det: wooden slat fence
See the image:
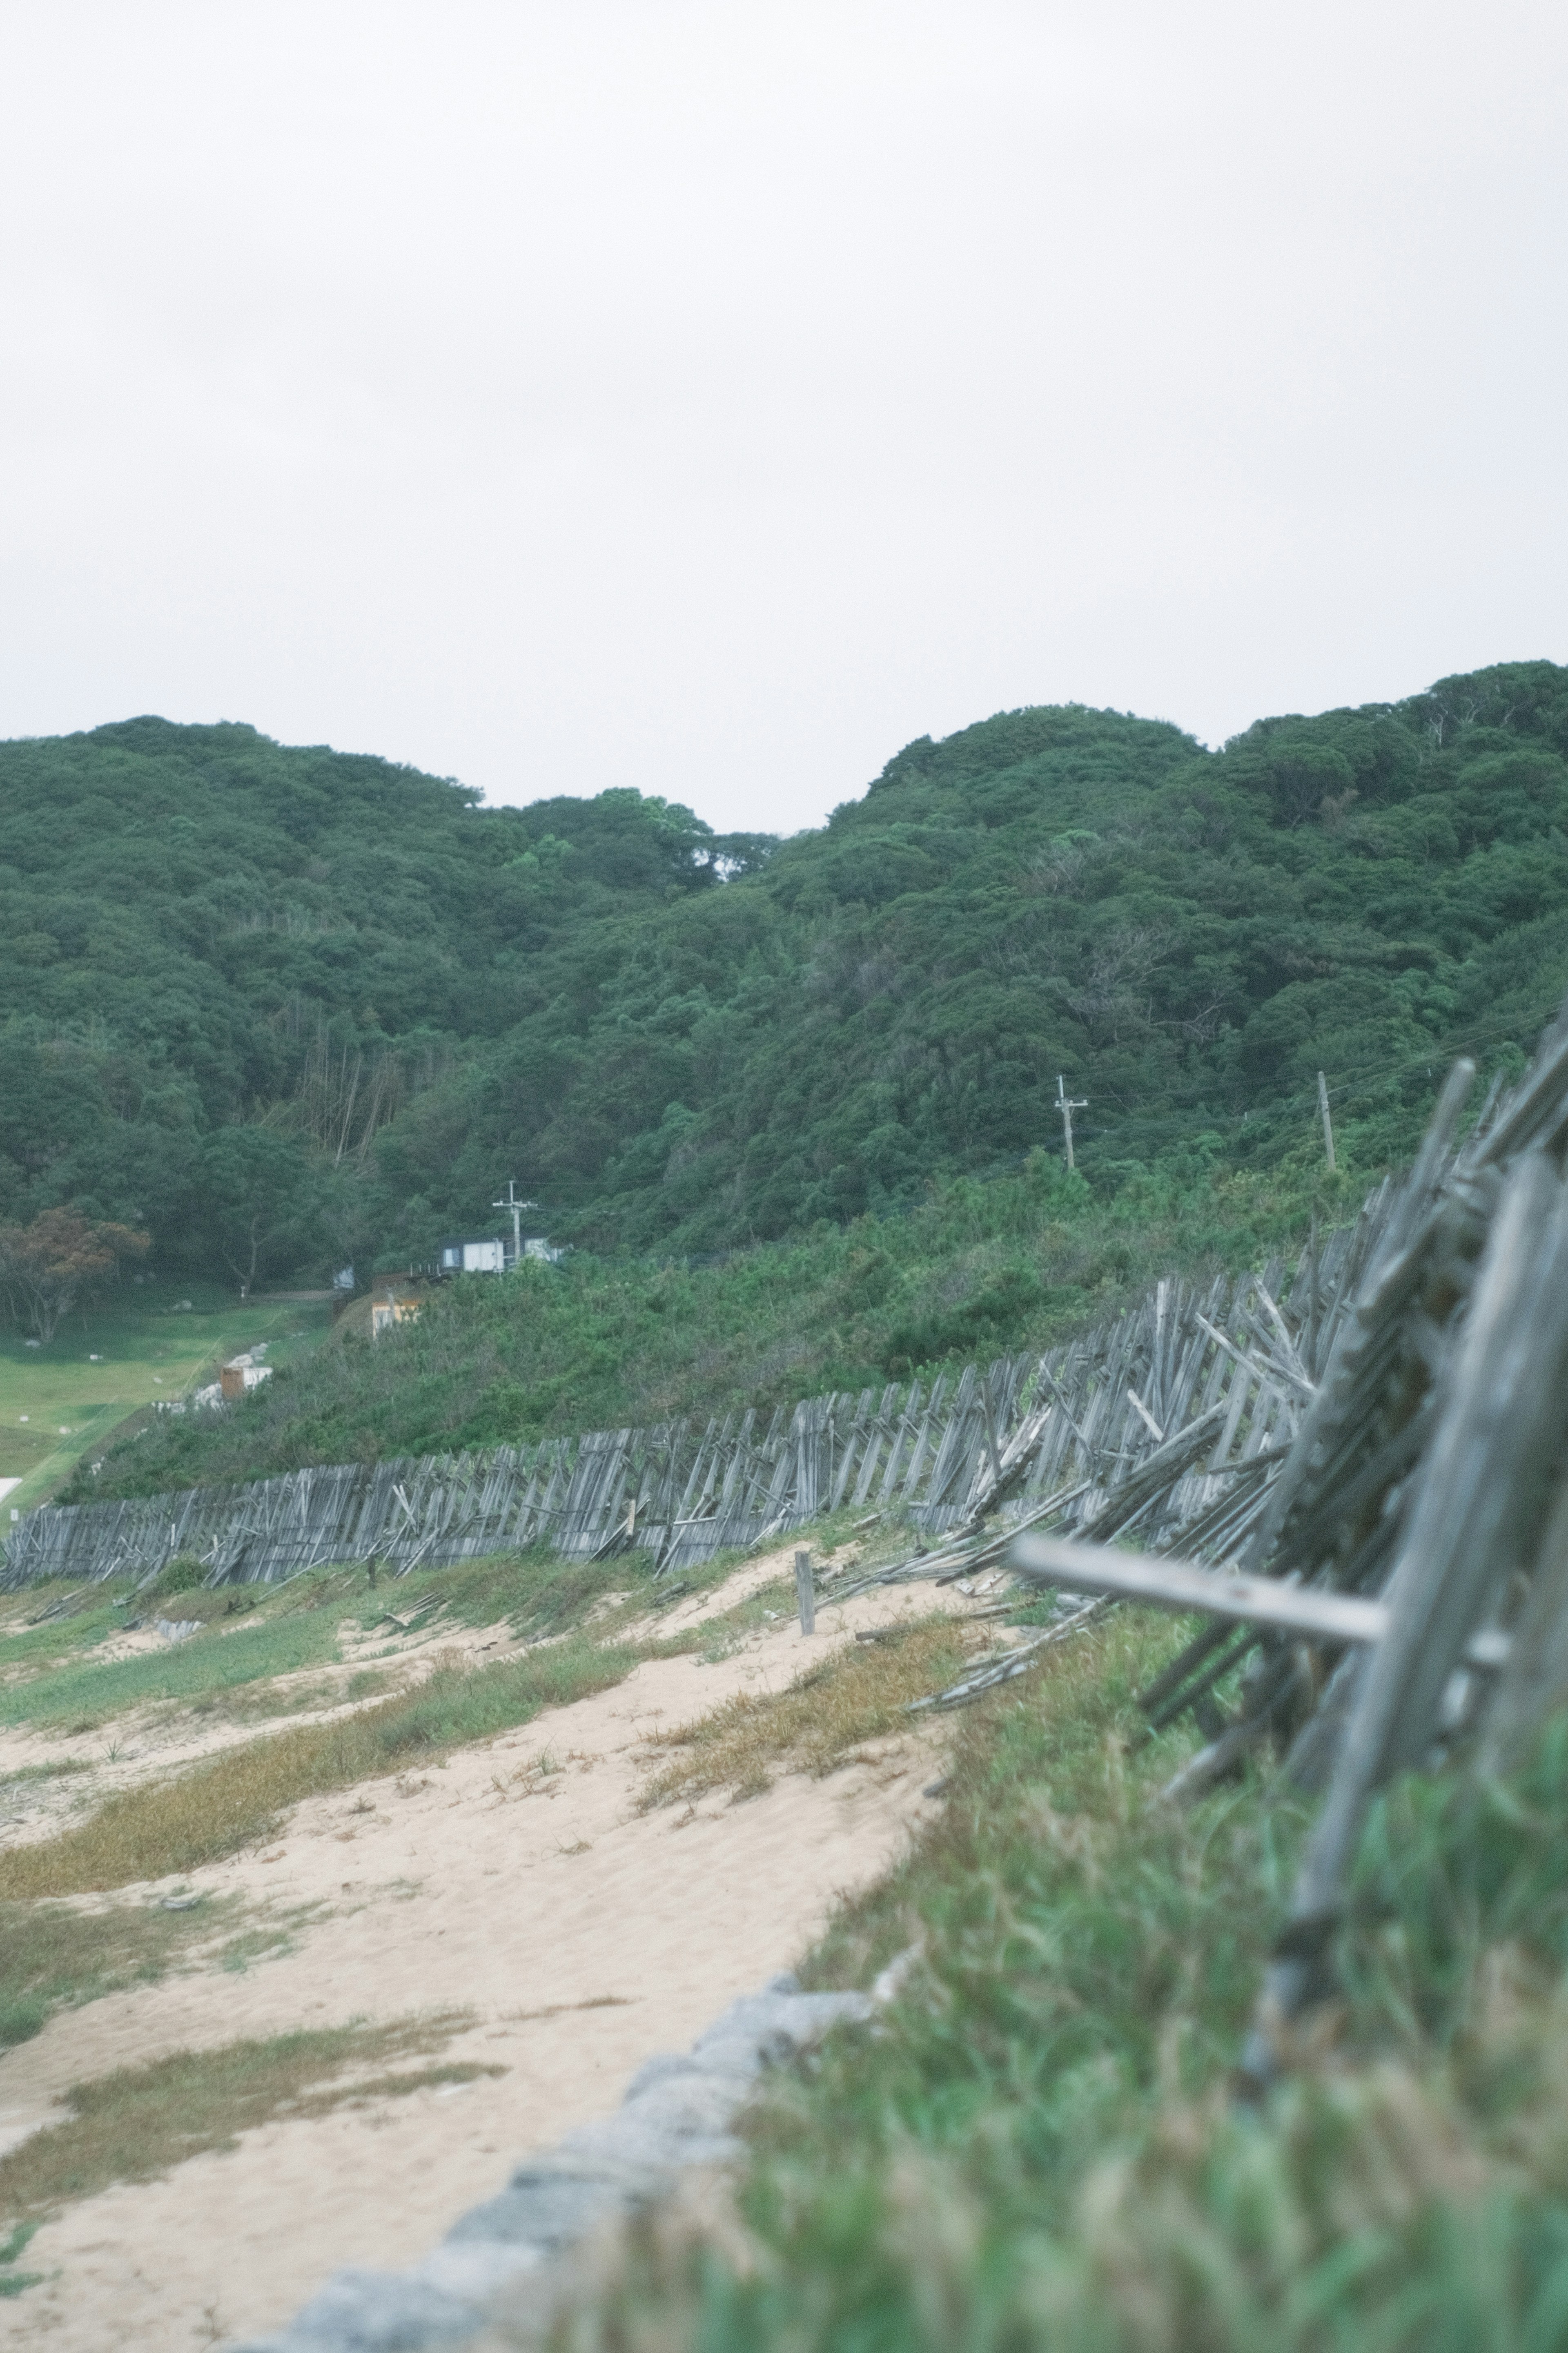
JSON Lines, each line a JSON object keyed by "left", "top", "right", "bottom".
{"left": 0, "top": 1220, "right": 1381, "bottom": 1594}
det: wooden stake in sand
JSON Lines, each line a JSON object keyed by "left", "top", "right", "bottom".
{"left": 795, "top": 1548, "right": 815, "bottom": 1635}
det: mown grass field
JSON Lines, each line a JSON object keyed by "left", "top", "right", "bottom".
{"left": 0, "top": 1281, "right": 330, "bottom": 1510}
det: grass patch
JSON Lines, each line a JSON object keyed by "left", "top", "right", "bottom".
{"left": 0, "top": 1283, "right": 330, "bottom": 1511}
{"left": 185, "top": 1668, "right": 385, "bottom": 1725}
{"left": 0, "top": 1893, "right": 236, "bottom": 2051}
{"left": 0, "top": 1757, "right": 91, "bottom": 1786}
{"left": 213, "top": 1907, "right": 325, "bottom": 1976}
{"left": 0, "top": 1637, "right": 640, "bottom": 1896}
{"left": 0, "top": 2012, "right": 494, "bottom": 2221}
{"left": 327, "top": 1546, "right": 639, "bottom": 1641}
{"left": 0, "top": 1588, "right": 138, "bottom": 1677}
{"left": 185, "top": 1663, "right": 403, "bottom": 1726}
{"left": 386, "top": 1542, "right": 757, "bottom": 1643}
{"left": 516, "top": 1622, "right": 1568, "bottom": 2353}
{"left": 133, "top": 1583, "right": 262, "bottom": 1626}
{"left": 0, "top": 1606, "right": 344, "bottom": 1732}
{"left": 641, "top": 1617, "right": 972, "bottom": 1807}
{"left": 0, "top": 2224, "right": 41, "bottom": 2299}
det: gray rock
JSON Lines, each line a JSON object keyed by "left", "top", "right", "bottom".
{"left": 241, "top": 2267, "right": 481, "bottom": 2350}
{"left": 409, "top": 2247, "right": 543, "bottom": 2305}
{"left": 620, "top": 2049, "right": 733, "bottom": 2100}
{"left": 237, "top": 1975, "right": 878, "bottom": 2352}
{"left": 623, "top": 2066, "right": 758, "bottom": 2139}
{"left": 554, "top": 2111, "right": 742, "bottom": 2174}
{"left": 690, "top": 1987, "right": 873, "bottom": 2070}
{"left": 447, "top": 2173, "right": 636, "bottom": 2254}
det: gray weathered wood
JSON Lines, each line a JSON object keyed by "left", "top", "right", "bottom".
{"left": 1010, "top": 1533, "right": 1390, "bottom": 1645}
{"left": 795, "top": 1547, "right": 815, "bottom": 1636}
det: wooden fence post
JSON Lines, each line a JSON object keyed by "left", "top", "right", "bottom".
{"left": 795, "top": 1547, "right": 815, "bottom": 1635}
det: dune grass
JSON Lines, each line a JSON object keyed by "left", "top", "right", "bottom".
{"left": 0, "top": 1894, "right": 238, "bottom": 2052}
{"left": 503, "top": 1620, "right": 1568, "bottom": 2353}
{"left": 0, "top": 1757, "right": 90, "bottom": 1786}
{"left": 0, "top": 1605, "right": 347, "bottom": 1731}
{"left": 0, "top": 1529, "right": 806, "bottom": 1894}
{"left": 0, "top": 1586, "right": 138, "bottom": 1676}
{"left": 0, "top": 1636, "right": 641, "bottom": 1897}
{"left": 640, "top": 1616, "right": 972, "bottom": 1807}
{"left": 0, "top": 2012, "right": 493, "bottom": 2221}
{"left": 0, "top": 1543, "right": 657, "bottom": 1734}
{"left": 0, "top": 2224, "right": 40, "bottom": 2300}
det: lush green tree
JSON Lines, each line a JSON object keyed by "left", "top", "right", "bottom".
{"left": 198, "top": 1129, "right": 323, "bottom": 1297}
{"left": 0, "top": 1209, "right": 149, "bottom": 1342}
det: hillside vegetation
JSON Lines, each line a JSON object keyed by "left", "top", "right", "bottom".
{"left": 7, "top": 661, "right": 1568, "bottom": 1298}
{"left": 72, "top": 1150, "right": 1339, "bottom": 1499}
{"left": 539, "top": 1630, "right": 1568, "bottom": 2353}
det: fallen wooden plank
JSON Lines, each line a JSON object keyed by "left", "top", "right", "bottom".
{"left": 1010, "top": 1532, "right": 1389, "bottom": 1644}
{"left": 906, "top": 1598, "right": 1107, "bottom": 1712}
{"left": 1010, "top": 1532, "right": 1514, "bottom": 1666}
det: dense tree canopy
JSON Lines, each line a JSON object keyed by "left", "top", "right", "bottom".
{"left": 0, "top": 1209, "right": 148, "bottom": 1342}
{"left": 4, "top": 663, "right": 1568, "bottom": 1282}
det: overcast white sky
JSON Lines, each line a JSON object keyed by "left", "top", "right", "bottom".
{"left": 1, "top": 2, "right": 1564, "bottom": 836}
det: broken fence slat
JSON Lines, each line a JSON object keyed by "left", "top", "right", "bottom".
{"left": 1009, "top": 1532, "right": 1512, "bottom": 1667}
{"left": 907, "top": 1599, "right": 1108, "bottom": 1712}
{"left": 1009, "top": 1532, "right": 1389, "bottom": 1645}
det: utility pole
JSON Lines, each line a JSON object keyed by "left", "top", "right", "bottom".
{"left": 1056, "top": 1075, "right": 1087, "bottom": 1171}
{"left": 1316, "top": 1072, "right": 1337, "bottom": 1174}
{"left": 492, "top": 1180, "right": 538, "bottom": 1269}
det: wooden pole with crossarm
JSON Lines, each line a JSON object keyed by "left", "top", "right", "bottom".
{"left": 1056, "top": 1075, "right": 1087, "bottom": 1171}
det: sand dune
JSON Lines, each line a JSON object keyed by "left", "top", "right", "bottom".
{"left": 0, "top": 1553, "right": 972, "bottom": 2350}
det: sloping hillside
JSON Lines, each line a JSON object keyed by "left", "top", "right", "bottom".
{"left": 5, "top": 661, "right": 1568, "bottom": 1282}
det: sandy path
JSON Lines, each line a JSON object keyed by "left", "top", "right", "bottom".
{"left": 1, "top": 1559, "right": 973, "bottom": 2351}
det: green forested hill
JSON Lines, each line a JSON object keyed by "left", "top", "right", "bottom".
{"left": 5, "top": 661, "right": 1568, "bottom": 1284}
{"left": 0, "top": 719, "right": 767, "bottom": 1276}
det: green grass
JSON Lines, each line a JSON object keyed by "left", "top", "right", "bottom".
{"left": 0, "top": 1757, "right": 91, "bottom": 1787}
{"left": 0, "top": 2013, "right": 494, "bottom": 2222}
{"left": 641, "top": 1617, "right": 972, "bottom": 1807}
{"left": 0, "top": 1893, "right": 238, "bottom": 2051}
{"left": 0, "top": 2224, "right": 40, "bottom": 2299}
{"left": 0, "top": 1606, "right": 345, "bottom": 1731}
{"left": 504, "top": 1628, "right": 1568, "bottom": 2353}
{"left": 0, "top": 1635, "right": 643, "bottom": 1895}
{"left": 0, "top": 1545, "right": 612, "bottom": 1734}
{"left": 243, "top": 1532, "right": 782, "bottom": 1656}
{"left": 0, "top": 1586, "right": 145, "bottom": 1676}
{"left": 0, "top": 1280, "right": 330, "bottom": 1510}
{"left": 359, "top": 1544, "right": 648, "bottom": 1640}
{"left": 72, "top": 1154, "right": 1362, "bottom": 1502}
{"left": 0, "top": 1512, "right": 805, "bottom": 1898}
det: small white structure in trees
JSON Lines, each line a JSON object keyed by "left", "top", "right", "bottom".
{"left": 436, "top": 1235, "right": 508, "bottom": 1275}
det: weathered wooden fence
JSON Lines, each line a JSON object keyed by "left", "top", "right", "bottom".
{"left": 0, "top": 1212, "right": 1383, "bottom": 1593}
{"left": 980, "top": 1003, "right": 1568, "bottom": 2081}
